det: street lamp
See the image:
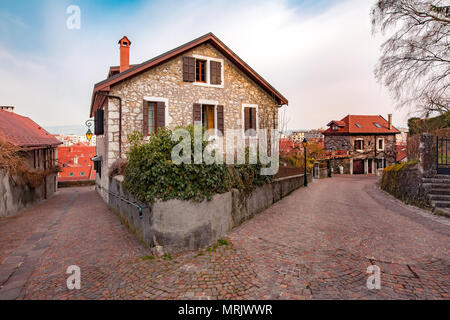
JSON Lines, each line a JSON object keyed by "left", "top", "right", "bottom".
{"left": 85, "top": 119, "right": 95, "bottom": 141}
{"left": 302, "top": 138, "right": 308, "bottom": 187}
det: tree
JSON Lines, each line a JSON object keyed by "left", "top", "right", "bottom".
{"left": 372, "top": 0, "right": 450, "bottom": 117}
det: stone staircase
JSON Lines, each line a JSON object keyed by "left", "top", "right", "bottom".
{"left": 423, "top": 174, "right": 450, "bottom": 218}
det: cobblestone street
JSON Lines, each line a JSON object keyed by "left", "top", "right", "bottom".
{"left": 0, "top": 176, "right": 449, "bottom": 300}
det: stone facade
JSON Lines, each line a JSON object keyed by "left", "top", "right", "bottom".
{"left": 96, "top": 43, "right": 280, "bottom": 197}
{"left": 325, "top": 134, "right": 397, "bottom": 175}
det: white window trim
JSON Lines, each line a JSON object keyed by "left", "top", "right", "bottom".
{"left": 197, "top": 100, "right": 219, "bottom": 139}
{"left": 355, "top": 138, "right": 364, "bottom": 152}
{"left": 241, "top": 104, "right": 259, "bottom": 138}
{"left": 192, "top": 54, "right": 224, "bottom": 88}
{"left": 377, "top": 138, "right": 385, "bottom": 151}
{"left": 143, "top": 96, "right": 170, "bottom": 127}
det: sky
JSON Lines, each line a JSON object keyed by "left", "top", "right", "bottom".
{"left": 0, "top": 0, "right": 413, "bottom": 131}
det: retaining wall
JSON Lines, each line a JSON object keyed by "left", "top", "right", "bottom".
{"left": 108, "top": 173, "right": 312, "bottom": 253}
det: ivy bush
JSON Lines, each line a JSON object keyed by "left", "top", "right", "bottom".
{"left": 123, "top": 126, "right": 273, "bottom": 203}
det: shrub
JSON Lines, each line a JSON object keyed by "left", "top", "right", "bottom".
{"left": 123, "top": 127, "right": 274, "bottom": 203}
{"left": 380, "top": 160, "right": 419, "bottom": 197}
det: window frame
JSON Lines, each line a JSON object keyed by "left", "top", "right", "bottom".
{"left": 195, "top": 59, "right": 207, "bottom": 83}
{"left": 192, "top": 55, "right": 224, "bottom": 88}
{"left": 242, "top": 104, "right": 259, "bottom": 138}
{"left": 377, "top": 138, "right": 385, "bottom": 151}
{"left": 354, "top": 138, "right": 364, "bottom": 152}
{"left": 143, "top": 97, "right": 169, "bottom": 139}
{"left": 197, "top": 99, "right": 219, "bottom": 138}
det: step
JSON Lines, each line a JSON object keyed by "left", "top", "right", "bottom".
{"left": 434, "top": 174, "right": 450, "bottom": 180}
{"left": 429, "top": 188, "right": 450, "bottom": 196}
{"left": 423, "top": 183, "right": 450, "bottom": 190}
{"left": 431, "top": 200, "right": 450, "bottom": 208}
{"left": 433, "top": 207, "right": 450, "bottom": 218}
{"left": 422, "top": 178, "right": 450, "bottom": 184}
{"left": 428, "top": 194, "right": 450, "bottom": 201}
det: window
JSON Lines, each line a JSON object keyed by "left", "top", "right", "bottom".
{"left": 148, "top": 102, "right": 157, "bottom": 135}
{"left": 80, "top": 172, "right": 85, "bottom": 176}
{"left": 355, "top": 123, "right": 361, "bottom": 128}
{"left": 202, "top": 105, "right": 215, "bottom": 130}
{"left": 377, "top": 138, "right": 384, "bottom": 151}
{"left": 243, "top": 105, "right": 258, "bottom": 137}
{"left": 355, "top": 139, "right": 364, "bottom": 151}
{"left": 374, "top": 123, "right": 382, "bottom": 128}
{"left": 196, "top": 59, "right": 207, "bottom": 83}
{"left": 69, "top": 172, "right": 74, "bottom": 176}
{"left": 332, "top": 125, "right": 338, "bottom": 131}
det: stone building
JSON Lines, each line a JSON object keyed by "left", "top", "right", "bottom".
{"left": 323, "top": 115, "right": 399, "bottom": 175}
{"left": 89, "top": 33, "right": 288, "bottom": 199}
{"left": 0, "top": 108, "right": 61, "bottom": 217}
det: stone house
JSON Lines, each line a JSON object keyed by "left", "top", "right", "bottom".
{"left": 0, "top": 107, "right": 61, "bottom": 217}
{"left": 323, "top": 115, "right": 399, "bottom": 175}
{"left": 89, "top": 33, "right": 288, "bottom": 199}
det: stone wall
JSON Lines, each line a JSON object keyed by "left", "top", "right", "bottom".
{"left": 325, "top": 136, "right": 350, "bottom": 151}
{"left": 107, "top": 173, "right": 312, "bottom": 253}
{"left": 0, "top": 170, "right": 57, "bottom": 218}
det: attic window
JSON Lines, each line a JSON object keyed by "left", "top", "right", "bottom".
{"left": 374, "top": 123, "right": 382, "bottom": 128}
{"left": 355, "top": 123, "right": 361, "bottom": 128}
{"left": 123, "top": 42, "right": 128, "bottom": 46}
{"left": 332, "top": 125, "right": 338, "bottom": 131}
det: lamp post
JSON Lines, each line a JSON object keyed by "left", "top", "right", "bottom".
{"left": 85, "top": 119, "right": 94, "bottom": 142}
{"left": 302, "top": 138, "right": 308, "bottom": 187}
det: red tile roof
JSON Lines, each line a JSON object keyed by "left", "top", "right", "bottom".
{"left": 0, "top": 110, "right": 61, "bottom": 148}
{"left": 396, "top": 144, "right": 407, "bottom": 162}
{"left": 323, "top": 115, "right": 400, "bottom": 135}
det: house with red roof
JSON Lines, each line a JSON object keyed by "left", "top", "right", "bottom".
{"left": 58, "top": 143, "right": 96, "bottom": 181}
{"left": 89, "top": 33, "right": 288, "bottom": 199}
{"left": 323, "top": 114, "right": 400, "bottom": 175}
{"left": 0, "top": 107, "right": 62, "bottom": 217}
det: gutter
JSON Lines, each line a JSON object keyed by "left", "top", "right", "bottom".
{"left": 97, "top": 91, "right": 123, "bottom": 158}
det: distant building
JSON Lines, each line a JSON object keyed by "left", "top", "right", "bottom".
{"left": 54, "top": 134, "right": 96, "bottom": 147}
{"left": 58, "top": 143, "right": 96, "bottom": 181}
{"left": 304, "top": 130, "right": 324, "bottom": 141}
{"left": 291, "top": 131, "right": 306, "bottom": 143}
{"left": 395, "top": 128, "right": 409, "bottom": 144}
{"left": 323, "top": 114, "right": 400, "bottom": 175}
{"left": 0, "top": 108, "right": 61, "bottom": 217}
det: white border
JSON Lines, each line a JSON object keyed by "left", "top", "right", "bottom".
{"left": 241, "top": 104, "right": 259, "bottom": 138}
{"left": 143, "top": 96, "right": 170, "bottom": 128}
{"left": 192, "top": 54, "right": 225, "bottom": 88}
{"left": 355, "top": 138, "right": 364, "bottom": 152}
{"left": 377, "top": 138, "right": 385, "bottom": 151}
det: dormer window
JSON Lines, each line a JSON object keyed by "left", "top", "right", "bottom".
{"left": 374, "top": 123, "right": 381, "bottom": 128}
{"left": 332, "top": 125, "right": 338, "bottom": 131}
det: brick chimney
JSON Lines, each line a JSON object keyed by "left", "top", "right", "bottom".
{"left": 118, "top": 36, "right": 131, "bottom": 73}
{"left": 0, "top": 106, "right": 14, "bottom": 112}
{"left": 388, "top": 114, "right": 393, "bottom": 130}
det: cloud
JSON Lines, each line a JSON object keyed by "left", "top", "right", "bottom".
{"left": 0, "top": 0, "right": 410, "bottom": 129}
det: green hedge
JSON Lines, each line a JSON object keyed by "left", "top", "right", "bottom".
{"left": 123, "top": 127, "right": 273, "bottom": 203}
{"left": 408, "top": 112, "right": 450, "bottom": 135}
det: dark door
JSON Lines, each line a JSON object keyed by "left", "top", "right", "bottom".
{"left": 436, "top": 137, "right": 450, "bottom": 174}
{"left": 368, "top": 159, "right": 373, "bottom": 174}
{"left": 353, "top": 160, "right": 364, "bottom": 175}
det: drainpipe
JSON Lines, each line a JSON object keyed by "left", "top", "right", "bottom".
{"left": 97, "top": 91, "right": 123, "bottom": 158}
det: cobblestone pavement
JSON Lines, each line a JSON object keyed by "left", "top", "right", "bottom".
{"left": 0, "top": 176, "right": 449, "bottom": 300}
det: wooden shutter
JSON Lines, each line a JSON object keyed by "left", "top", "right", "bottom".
{"left": 156, "top": 102, "right": 165, "bottom": 129}
{"left": 143, "top": 101, "right": 149, "bottom": 136}
{"left": 251, "top": 108, "right": 257, "bottom": 130}
{"left": 244, "top": 107, "right": 250, "bottom": 132}
{"left": 183, "top": 57, "right": 195, "bottom": 82}
{"left": 217, "top": 105, "right": 224, "bottom": 134}
{"left": 94, "top": 109, "right": 104, "bottom": 135}
{"left": 210, "top": 61, "right": 222, "bottom": 85}
{"left": 193, "top": 103, "right": 202, "bottom": 124}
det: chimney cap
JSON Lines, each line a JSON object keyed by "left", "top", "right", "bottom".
{"left": 118, "top": 36, "right": 131, "bottom": 46}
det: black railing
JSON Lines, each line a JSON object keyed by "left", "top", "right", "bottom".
{"left": 436, "top": 137, "right": 450, "bottom": 174}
